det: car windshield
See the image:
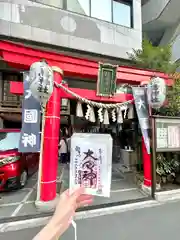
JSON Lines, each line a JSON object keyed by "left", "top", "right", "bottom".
{"left": 0, "top": 132, "right": 20, "bottom": 151}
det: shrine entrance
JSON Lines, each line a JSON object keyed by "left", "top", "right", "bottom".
{"left": 0, "top": 40, "right": 172, "bottom": 222}
{"left": 0, "top": 78, "right": 149, "bottom": 222}
{"left": 58, "top": 98, "right": 150, "bottom": 208}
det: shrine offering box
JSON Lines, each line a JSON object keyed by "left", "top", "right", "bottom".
{"left": 70, "top": 133, "right": 112, "bottom": 197}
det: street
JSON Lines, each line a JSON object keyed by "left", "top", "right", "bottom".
{"left": 1, "top": 200, "right": 180, "bottom": 240}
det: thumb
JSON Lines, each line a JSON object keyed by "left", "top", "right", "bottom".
{"left": 58, "top": 189, "right": 70, "bottom": 201}
{"left": 70, "top": 186, "right": 85, "bottom": 201}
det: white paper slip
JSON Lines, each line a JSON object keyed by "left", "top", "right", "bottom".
{"left": 69, "top": 133, "right": 112, "bottom": 197}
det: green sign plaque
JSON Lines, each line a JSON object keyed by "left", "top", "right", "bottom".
{"left": 96, "top": 62, "right": 118, "bottom": 97}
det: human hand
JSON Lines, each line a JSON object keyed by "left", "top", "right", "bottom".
{"left": 33, "top": 187, "right": 93, "bottom": 240}
{"left": 49, "top": 186, "right": 93, "bottom": 237}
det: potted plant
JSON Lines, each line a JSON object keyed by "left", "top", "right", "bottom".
{"left": 156, "top": 154, "right": 180, "bottom": 185}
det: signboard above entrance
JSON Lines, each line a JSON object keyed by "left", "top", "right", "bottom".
{"left": 96, "top": 63, "right": 118, "bottom": 97}
{"left": 155, "top": 117, "right": 180, "bottom": 152}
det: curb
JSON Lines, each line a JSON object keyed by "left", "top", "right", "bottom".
{"left": 155, "top": 189, "right": 180, "bottom": 202}
{"left": 0, "top": 199, "right": 161, "bottom": 232}
{"left": 0, "top": 196, "right": 151, "bottom": 225}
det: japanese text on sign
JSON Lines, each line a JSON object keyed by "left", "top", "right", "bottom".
{"left": 155, "top": 117, "right": 180, "bottom": 152}
{"left": 24, "top": 109, "right": 38, "bottom": 123}
{"left": 22, "top": 133, "right": 36, "bottom": 148}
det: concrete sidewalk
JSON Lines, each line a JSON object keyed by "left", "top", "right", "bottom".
{"left": 0, "top": 164, "right": 148, "bottom": 222}
{"left": 1, "top": 200, "right": 180, "bottom": 240}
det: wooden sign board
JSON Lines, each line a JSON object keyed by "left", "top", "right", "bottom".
{"left": 96, "top": 63, "right": 118, "bottom": 97}
{"left": 155, "top": 117, "right": 180, "bottom": 152}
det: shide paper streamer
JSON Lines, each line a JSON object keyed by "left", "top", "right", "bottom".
{"left": 69, "top": 133, "right": 113, "bottom": 240}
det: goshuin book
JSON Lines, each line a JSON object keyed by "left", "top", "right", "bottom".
{"left": 69, "top": 133, "right": 112, "bottom": 197}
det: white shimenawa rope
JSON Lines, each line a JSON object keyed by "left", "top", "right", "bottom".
{"left": 54, "top": 82, "right": 133, "bottom": 108}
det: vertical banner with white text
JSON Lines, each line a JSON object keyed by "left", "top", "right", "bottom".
{"left": 132, "top": 87, "right": 150, "bottom": 154}
{"left": 18, "top": 72, "right": 41, "bottom": 152}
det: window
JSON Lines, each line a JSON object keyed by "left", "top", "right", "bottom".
{"left": 0, "top": 132, "right": 20, "bottom": 151}
{"left": 66, "top": 0, "right": 133, "bottom": 28}
{"left": 67, "top": 0, "right": 90, "bottom": 16}
{"left": 91, "top": 0, "right": 112, "bottom": 22}
{"left": 31, "top": 0, "right": 133, "bottom": 28}
{"left": 113, "top": 0, "right": 132, "bottom": 27}
{"left": 30, "top": 0, "right": 64, "bottom": 9}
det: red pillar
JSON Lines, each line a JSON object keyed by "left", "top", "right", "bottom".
{"left": 40, "top": 67, "right": 63, "bottom": 202}
{"left": 140, "top": 81, "right": 152, "bottom": 188}
{"left": 142, "top": 137, "right": 151, "bottom": 187}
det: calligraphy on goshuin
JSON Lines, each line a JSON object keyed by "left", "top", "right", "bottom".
{"left": 74, "top": 146, "right": 102, "bottom": 193}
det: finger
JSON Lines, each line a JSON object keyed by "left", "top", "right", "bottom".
{"left": 60, "top": 187, "right": 80, "bottom": 198}
{"left": 70, "top": 186, "right": 85, "bottom": 200}
{"left": 77, "top": 199, "right": 93, "bottom": 208}
{"left": 68, "top": 217, "right": 73, "bottom": 224}
{"left": 59, "top": 189, "right": 70, "bottom": 200}
{"left": 77, "top": 195, "right": 93, "bottom": 203}
{"left": 76, "top": 195, "right": 93, "bottom": 209}
{"left": 68, "top": 186, "right": 85, "bottom": 210}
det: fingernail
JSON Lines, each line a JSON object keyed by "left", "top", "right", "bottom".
{"left": 68, "top": 217, "right": 73, "bottom": 224}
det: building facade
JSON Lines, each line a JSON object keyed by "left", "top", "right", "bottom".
{"left": 142, "top": 0, "right": 180, "bottom": 63}
{"left": 0, "top": 0, "right": 142, "bottom": 137}
{"left": 0, "top": 0, "right": 141, "bottom": 60}
{"left": 0, "top": 0, "right": 172, "bottom": 208}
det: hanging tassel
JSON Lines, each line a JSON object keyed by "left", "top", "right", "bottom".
{"left": 117, "top": 108, "right": 123, "bottom": 124}
{"left": 124, "top": 106, "right": 127, "bottom": 119}
{"left": 103, "top": 109, "right": 109, "bottom": 125}
{"left": 121, "top": 105, "right": 128, "bottom": 119}
{"left": 111, "top": 108, "right": 116, "bottom": 122}
{"left": 98, "top": 108, "right": 104, "bottom": 123}
{"left": 128, "top": 104, "right": 134, "bottom": 119}
{"left": 85, "top": 105, "right": 91, "bottom": 120}
{"left": 76, "top": 101, "right": 84, "bottom": 118}
{"left": 89, "top": 106, "right": 96, "bottom": 123}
